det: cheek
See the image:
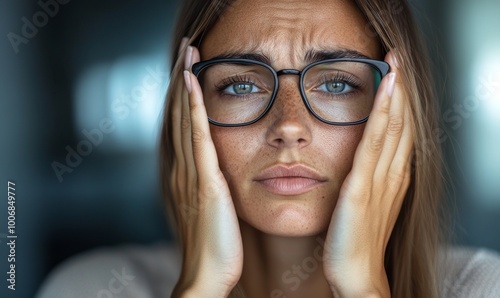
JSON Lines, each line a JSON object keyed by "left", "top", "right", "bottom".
{"left": 319, "top": 124, "right": 365, "bottom": 176}
{"left": 209, "top": 126, "right": 259, "bottom": 179}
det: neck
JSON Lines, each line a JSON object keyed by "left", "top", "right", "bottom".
{"left": 238, "top": 220, "right": 333, "bottom": 298}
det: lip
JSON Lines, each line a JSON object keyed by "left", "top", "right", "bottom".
{"left": 254, "top": 164, "right": 328, "bottom": 196}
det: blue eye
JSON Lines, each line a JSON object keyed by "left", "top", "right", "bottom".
{"left": 318, "top": 81, "right": 353, "bottom": 94}
{"left": 224, "top": 83, "right": 261, "bottom": 95}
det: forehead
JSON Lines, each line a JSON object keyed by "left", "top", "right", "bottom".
{"left": 200, "top": 0, "right": 382, "bottom": 66}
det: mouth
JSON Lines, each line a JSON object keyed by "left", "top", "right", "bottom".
{"left": 253, "top": 164, "right": 328, "bottom": 196}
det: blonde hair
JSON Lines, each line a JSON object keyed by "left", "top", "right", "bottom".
{"left": 160, "top": 0, "right": 447, "bottom": 296}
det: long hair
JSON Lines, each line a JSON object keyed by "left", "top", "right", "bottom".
{"left": 160, "top": 0, "right": 446, "bottom": 296}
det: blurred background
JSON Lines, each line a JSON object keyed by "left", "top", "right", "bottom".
{"left": 0, "top": 0, "right": 499, "bottom": 297}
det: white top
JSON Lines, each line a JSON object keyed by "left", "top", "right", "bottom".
{"left": 36, "top": 243, "right": 500, "bottom": 297}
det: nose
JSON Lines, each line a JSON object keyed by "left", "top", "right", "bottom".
{"left": 265, "top": 76, "right": 312, "bottom": 149}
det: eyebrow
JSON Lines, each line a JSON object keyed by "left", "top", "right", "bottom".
{"left": 208, "top": 52, "right": 273, "bottom": 65}
{"left": 207, "top": 48, "right": 372, "bottom": 66}
{"left": 304, "top": 49, "right": 371, "bottom": 62}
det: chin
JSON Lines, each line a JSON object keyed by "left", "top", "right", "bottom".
{"left": 237, "top": 199, "right": 334, "bottom": 237}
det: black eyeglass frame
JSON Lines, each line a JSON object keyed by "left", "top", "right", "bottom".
{"left": 192, "top": 58, "right": 390, "bottom": 127}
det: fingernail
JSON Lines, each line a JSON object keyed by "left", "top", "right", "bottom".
{"left": 184, "top": 70, "right": 192, "bottom": 94}
{"left": 178, "top": 37, "right": 189, "bottom": 55}
{"left": 386, "top": 72, "right": 396, "bottom": 97}
{"left": 184, "top": 46, "right": 193, "bottom": 71}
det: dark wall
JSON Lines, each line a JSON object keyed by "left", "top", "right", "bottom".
{"left": 1, "top": 1, "right": 179, "bottom": 297}
{"left": 413, "top": 0, "right": 500, "bottom": 248}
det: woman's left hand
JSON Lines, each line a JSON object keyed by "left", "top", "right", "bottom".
{"left": 322, "top": 51, "right": 413, "bottom": 298}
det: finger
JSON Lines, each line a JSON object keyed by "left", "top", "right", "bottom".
{"left": 172, "top": 39, "right": 188, "bottom": 165}
{"left": 380, "top": 52, "right": 415, "bottom": 198}
{"left": 386, "top": 154, "right": 412, "bottom": 231}
{"left": 184, "top": 54, "right": 226, "bottom": 189}
{"left": 373, "top": 51, "right": 407, "bottom": 180}
{"left": 394, "top": 104, "right": 415, "bottom": 172}
{"left": 349, "top": 64, "right": 396, "bottom": 184}
{"left": 386, "top": 97, "right": 414, "bottom": 195}
{"left": 181, "top": 45, "right": 197, "bottom": 206}
{"left": 172, "top": 39, "right": 189, "bottom": 205}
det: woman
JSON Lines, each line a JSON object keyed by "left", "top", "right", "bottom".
{"left": 36, "top": 0, "right": 500, "bottom": 297}
{"left": 167, "top": 0, "right": 429, "bottom": 296}
{"left": 162, "top": 0, "right": 499, "bottom": 297}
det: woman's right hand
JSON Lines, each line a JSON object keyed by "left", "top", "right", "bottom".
{"left": 170, "top": 39, "right": 243, "bottom": 298}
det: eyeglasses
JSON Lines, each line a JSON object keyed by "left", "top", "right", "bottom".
{"left": 192, "top": 58, "right": 390, "bottom": 127}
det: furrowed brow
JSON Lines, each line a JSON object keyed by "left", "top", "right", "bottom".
{"left": 304, "top": 49, "right": 372, "bottom": 63}
{"left": 207, "top": 49, "right": 371, "bottom": 66}
{"left": 208, "top": 52, "right": 272, "bottom": 65}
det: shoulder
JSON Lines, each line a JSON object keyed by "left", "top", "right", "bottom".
{"left": 440, "top": 246, "right": 500, "bottom": 297}
{"left": 36, "top": 242, "right": 181, "bottom": 298}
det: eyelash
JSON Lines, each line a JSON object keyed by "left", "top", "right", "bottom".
{"left": 319, "top": 72, "right": 363, "bottom": 90}
{"left": 215, "top": 75, "right": 255, "bottom": 92}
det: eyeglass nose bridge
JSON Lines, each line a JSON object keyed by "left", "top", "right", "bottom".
{"left": 269, "top": 67, "right": 323, "bottom": 129}
{"left": 271, "top": 68, "right": 311, "bottom": 119}
{"left": 276, "top": 69, "right": 301, "bottom": 76}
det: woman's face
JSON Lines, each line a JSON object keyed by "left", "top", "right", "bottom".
{"left": 200, "top": 0, "right": 382, "bottom": 236}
